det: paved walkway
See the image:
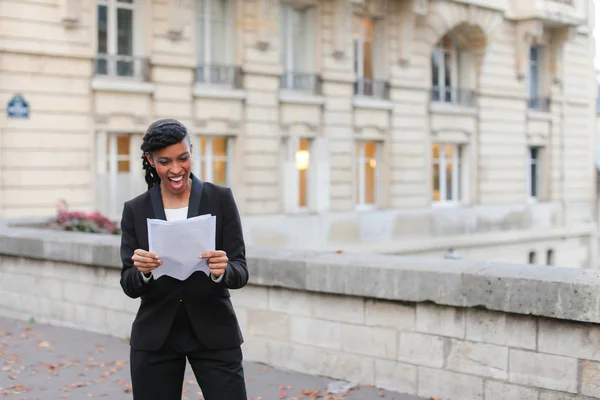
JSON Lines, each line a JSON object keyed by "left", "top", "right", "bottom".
{"left": 0, "top": 317, "right": 424, "bottom": 400}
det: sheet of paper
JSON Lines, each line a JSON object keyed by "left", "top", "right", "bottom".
{"left": 147, "top": 214, "right": 216, "bottom": 281}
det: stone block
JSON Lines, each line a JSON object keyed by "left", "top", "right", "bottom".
{"left": 341, "top": 324, "right": 397, "bottom": 359}
{"left": 268, "top": 287, "right": 313, "bottom": 317}
{"left": 417, "top": 367, "right": 483, "bottom": 400}
{"left": 538, "top": 318, "right": 600, "bottom": 362}
{"left": 447, "top": 340, "right": 508, "bottom": 379}
{"left": 230, "top": 285, "right": 269, "bottom": 310}
{"left": 397, "top": 332, "right": 445, "bottom": 368}
{"left": 241, "top": 335, "right": 270, "bottom": 363}
{"left": 280, "top": 343, "right": 375, "bottom": 384}
{"left": 365, "top": 299, "right": 415, "bottom": 332}
{"left": 416, "top": 303, "right": 465, "bottom": 339}
{"left": 484, "top": 381, "right": 538, "bottom": 400}
{"left": 466, "top": 309, "right": 537, "bottom": 350}
{"left": 374, "top": 360, "right": 417, "bottom": 395}
{"left": 105, "top": 310, "right": 133, "bottom": 338}
{"left": 509, "top": 349, "right": 578, "bottom": 393}
{"left": 581, "top": 360, "right": 600, "bottom": 397}
{"left": 312, "top": 294, "right": 364, "bottom": 324}
{"left": 246, "top": 310, "right": 291, "bottom": 341}
{"left": 291, "top": 316, "right": 341, "bottom": 350}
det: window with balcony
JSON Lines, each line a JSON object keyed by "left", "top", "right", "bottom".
{"left": 353, "top": 16, "right": 388, "bottom": 100}
{"left": 431, "top": 34, "right": 474, "bottom": 107}
{"left": 528, "top": 46, "right": 550, "bottom": 111}
{"left": 527, "top": 146, "right": 542, "bottom": 200}
{"left": 195, "top": 0, "right": 240, "bottom": 88}
{"left": 356, "top": 141, "right": 379, "bottom": 207}
{"left": 95, "top": 0, "right": 147, "bottom": 80}
{"left": 279, "top": 3, "right": 319, "bottom": 94}
{"left": 432, "top": 143, "right": 463, "bottom": 204}
{"left": 96, "top": 132, "right": 146, "bottom": 218}
{"left": 192, "top": 136, "right": 231, "bottom": 186}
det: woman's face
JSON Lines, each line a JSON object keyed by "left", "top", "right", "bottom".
{"left": 146, "top": 140, "right": 193, "bottom": 195}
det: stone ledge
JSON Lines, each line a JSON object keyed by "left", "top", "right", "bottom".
{"left": 1, "top": 225, "right": 600, "bottom": 324}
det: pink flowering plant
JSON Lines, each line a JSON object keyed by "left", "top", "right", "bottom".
{"left": 50, "top": 200, "right": 120, "bottom": 235}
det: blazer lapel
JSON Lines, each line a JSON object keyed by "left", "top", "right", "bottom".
{"left": 149, "top": 184, "right": 167, "bottom": 220}
{"left": 187, "top": 174, "right": 204, "bottom": 219}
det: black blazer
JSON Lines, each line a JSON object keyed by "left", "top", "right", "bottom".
{"left": 119, "top": 174, "right": 248, "bottom": 351}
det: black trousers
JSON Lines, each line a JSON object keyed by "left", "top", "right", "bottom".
{"left": 130, "top": 303, "right": 247, "bottom": 400}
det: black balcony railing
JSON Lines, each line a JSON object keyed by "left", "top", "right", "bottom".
{"left": 431, "top": 86, "right": 476, "bottom": 107}
{"left": 195, "top": 64, "right": 243, "bottom": 88}
{"left": 354, "top": 78, "right": 390, "bottom": 100}
{"left": 280, "top": 72, "right": 322, "bottom": 94}
{"left": 94, "top": 54, "right": 150, "bottom": 80}
{"left": 528, "top": 97, "right": 551, "bottom": 112}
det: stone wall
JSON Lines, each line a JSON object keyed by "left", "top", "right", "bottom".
{"left": 2, "top": 226, "right": 600, "bottom": 399}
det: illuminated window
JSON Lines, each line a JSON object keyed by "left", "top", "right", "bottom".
{"left": 193, "top": 136, "right": 231, "bottom": 186}
{"left": 353, "top": 16, "right": 387, "bottom": 98}
{"left": 296, "top": 139, "right": 311, "bottom": 208}
{"left": 97, "top": 132, "right": 144, "bottom": 218}
{"left": 356, "top": 141, "right": 379, "bottom": 206}
{"left": 432, "top": 143, "right": 462, "bottom": 203}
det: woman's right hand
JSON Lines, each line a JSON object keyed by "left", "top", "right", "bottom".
{"left": 132, "top": 249, "right": 162, "bottom": 276}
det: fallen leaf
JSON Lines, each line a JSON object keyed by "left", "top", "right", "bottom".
{"left": 123, "top": 385, "right": 132, "bottom": 393}
{"left": 67, "top": 382, "right": 88, "bottom": 389}
{"left": 37, "top": 341, "right": 54, "bottom": 351}
{"left": 187, "top": 379, "right": 198, "bottom": 385}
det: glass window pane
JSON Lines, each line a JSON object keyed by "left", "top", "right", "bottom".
{"left": 445, "top": 145, "right": 454, "bottom": 201}
{"left": 200, "top": 137, "right": 207, "bottom": 156}
{"left": 213, "top": 161, "right": 227, "bottom": 185}
{"left": 117, "top": 8, "right": 133, "bottom": 56}
{"left": 196, "top": 0, "right": 206, "bottom": 63}
{"left": 212, "top": 137, "right": 227, "bottom": 157}
{"left": 97, "top": 5, "right": 108, "bottom": 54}
{"left": 291, "top": 8, "right": 304, "bottom": 72}
{"left": 365, "top": 156, "right": 376, "bottom": 204}
{"left": 298, "top": 139, "right": 310, "bottom": 207}
{"left": 432, "top": 143, "right": 440, "bottom": 160}
{"left": 117, "top": 135, "right": 130, "bottom": 172}
{"left": 433, "top": 162, "right": 440, "bottom": 201}
{"left": 363, "top": 18, "right": 373, "bottom": 80}
{"left": 211, "top": 0, "right": 228, "bottom": 63}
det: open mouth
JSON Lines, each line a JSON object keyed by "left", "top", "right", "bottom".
{"left": 167, "top": 175, "right": 186, "bottom": 190}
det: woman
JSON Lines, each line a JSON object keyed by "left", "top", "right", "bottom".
{"left": 119, "top": 118, "right": 249, "bottom": 400}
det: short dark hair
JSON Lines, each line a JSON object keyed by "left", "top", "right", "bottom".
{"left": 141, "top": 119, "right": 191, "bottom": 189}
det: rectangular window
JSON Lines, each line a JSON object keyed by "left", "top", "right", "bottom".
{"left": 528, "top": 46, "right": 549, "bottom": 110}
{"left": 356, "top": 141, "right": 379, "bottom": 206}
{"left": 353, "top": 15, "right": 386, "bottom": 97}
{"left": 527, "top": 146, "right": 541, "bottom": 199}
{"left": 193, "top": 136, "right": 231, "bottom": 186}
{"left": 297, "top": 138, "right": 311, "bottom": 208}
{"left": 96, "top": 132, "right": 145, "bottom": 218}
{"left": 432, "top": 143, "right": 462, "bottom": 203}
{"left": 279, "top": 3, "right": 317, "bottom": 91}
{"left": 95, "top": 0, "right": 141, "bottom": 78}
{"left": 196, "top": 0, "right": 235, "bottom": 84}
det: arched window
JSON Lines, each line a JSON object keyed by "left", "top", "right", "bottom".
{"left": 431, "top": 34, "right": 474, "bottom": 106}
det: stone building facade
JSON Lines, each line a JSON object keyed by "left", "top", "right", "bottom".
{"left": 0, "top": 0, "right": 597, "bottom": 266}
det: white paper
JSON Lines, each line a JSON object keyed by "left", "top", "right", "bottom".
{"left": 147, "top": 214, "right": 216, "bottom": 281}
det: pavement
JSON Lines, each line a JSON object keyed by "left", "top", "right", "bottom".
{"left": 0, "top": 317, "right": 424, "bottom": 400}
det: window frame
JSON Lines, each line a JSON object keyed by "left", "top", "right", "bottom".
{"left": 432, "top": 143, "right": 463, "bottom": 205}
{"left": 196, "top": 0, "right": 234, "bottom": 65}
{"left": 355, "top": 140, "right": 380, "bottom": 209}
{"left": 432, "top": 35, "right": 459, "bottom": 103}
{"left": 95, "top": 0, "right": 143, "bottom": 79}
{"left": 527, "top": 146, "right": 542, "bottom": 201}
{"left": 192, "top": 135, "right": 233, "bottom": 186}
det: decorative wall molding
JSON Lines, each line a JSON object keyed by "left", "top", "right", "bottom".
{"left": 257, "top": 0, "right": 277, "bottom": 51}
{"left": 59, "top": 0, "right": 81, "bottom": 29}
{"left": 333, "top": 0, "right": 353, "bottom": 59}
{"left": 281, "top": 122, "right": 318, "bottom": 137}
{"left": 549, "top": 26, "right": 577, "bottom": 85}
{"left": 515, "top": 20, "right": 545, "bottom": 80}
{"left": 395, "top": 0, "right": 429, "bottom": 65}
{"left": 166, "top": 0, "right": 186, "bottom": 40}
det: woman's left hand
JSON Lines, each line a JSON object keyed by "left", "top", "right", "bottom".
{"left": 201, "top": 250, "right": 228, "bottom": 278}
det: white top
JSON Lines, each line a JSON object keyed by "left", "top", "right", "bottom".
{"left": 165, "top": 206, "right": 188, "bottom": 221}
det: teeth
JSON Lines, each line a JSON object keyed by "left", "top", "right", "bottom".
{"left": 169, "top": 176, "right": 183, "bottom": 182}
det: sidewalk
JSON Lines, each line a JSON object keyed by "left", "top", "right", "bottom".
{"left": 0, "top": 317, "right": 424, "bottom": 400}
